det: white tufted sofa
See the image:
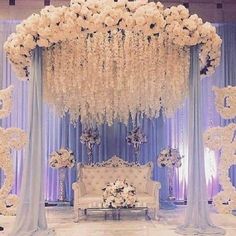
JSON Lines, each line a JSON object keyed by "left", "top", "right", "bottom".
{"left": 72, "top": 156, "right": 161, "bottom": 220}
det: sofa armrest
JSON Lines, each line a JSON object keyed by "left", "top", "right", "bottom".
{"left": 147, "top": 180, "right": 161, "bottom": 212}
{"left": 146, "top": 180, "right": 161, "bottom": 197}
{"left": 72, "top": 182, "right": 86, "bottom": 197}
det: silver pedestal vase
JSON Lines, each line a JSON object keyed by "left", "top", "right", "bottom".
{"left": 58, "top": 167, "right": 67, "bottom": 202}
{"left": 167, "top": 167, "right": 176, "bottom": 201}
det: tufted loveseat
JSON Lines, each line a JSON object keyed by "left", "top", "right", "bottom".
{"left": 72, "top": 156, "right": 161, "bottom": 220}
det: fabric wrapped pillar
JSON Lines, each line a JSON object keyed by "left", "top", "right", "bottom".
{"left": 10, "top": 47, "right": 54, "bottom": 236}
{"left": 176, "top": 46, "right": 225, "bottom": 235}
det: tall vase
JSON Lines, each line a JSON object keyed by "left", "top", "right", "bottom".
{"left": 86, "top": 145, "right": 93, "bottom": 164}
{"left": 58, "top": 167, "right": 66, "bottom": 202}
{"left": 134, "top": 144, "right": 140, "bottom": 162}
{"left": 160, "top": 167, "right": 177, "bottom": 210}
{"left": 167, "top": 167, "right": 176, "bottom": 201}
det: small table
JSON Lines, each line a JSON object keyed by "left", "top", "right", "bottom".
{"left": 76, "top": 207, "right": 151, "bottom": 222}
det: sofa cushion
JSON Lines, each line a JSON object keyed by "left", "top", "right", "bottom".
{"left": 80, "top": 165, "right": 151, "bottom": 194}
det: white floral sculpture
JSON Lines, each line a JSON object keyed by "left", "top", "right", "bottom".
{"left": 204, "top": 124, "right": 236, "bottom": 213}
{"left": 213, "top": 86, "right": 236, "bottom": 119}
{"left": 0, "top": 85, "right": 13, "bottom": 118}
{"left": 3, "top": 0, "right": 222, "bottom": 126}
{"left": 204, "top": 86, "right": 236, "bottom": 213}
{"left": 0, "top": 86, "right": 27, "bottom": 215}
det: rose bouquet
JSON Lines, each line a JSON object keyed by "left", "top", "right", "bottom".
{"left": 80, "top": 128, "right": 101, "bottom": 163}
{"left": 126, "top": 127, "right": 147, "bottom": 160}
{"left": 102, "top": 179, "right": 137, "bottom": 208}
{"left": 157, "top": 148, "right": 183, "bottom": 168}
{"left": 49, "top": 148, "right": 75, "bottom": 169}
{"left": 157, "top": 147, "right": 183, "bottom": 201}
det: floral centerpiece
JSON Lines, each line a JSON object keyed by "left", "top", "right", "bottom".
{"left": 49, "top": 148, "right": 75, "bottom": 169}
{"left": 126, "top": 127, "right": 147, "bottom": 161}
{"left": 157, "top": 148, "right": 183, "bottom": 168}
{"left": 102, "top": 179, "right": 137, "bottom": 208}
{"left": 157, "top": 148, "right": 183, "bottom": 202}
{"left": 80, "top": 128, "right": 101, "bottom": 163}
{"left": 49, "top": 148, "right": 75, "bottom": 201}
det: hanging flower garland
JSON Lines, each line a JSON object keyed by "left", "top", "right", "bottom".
{"left": 3, "top": 0, "right": 222, "bottom": 126}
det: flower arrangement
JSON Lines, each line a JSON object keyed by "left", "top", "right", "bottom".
{"left": 3, "top": 0, "right": 222, "bottom": 126}
{"left": 102, "top": 179, "right": 137, "bottom": 208}
{"left": 4, "top": 0, "right": 221, "bottom": 79}
{"left": 126, "top": 127, "right": 147, "bottom": 157}
{"left": 80, "top": 128, "right": 101, "bottom": 163}
{"left": 157, "top": 148, "right": 183, "bottom": 168}
{"left": 49, "top": 148, "right": 75, "bottom": 168}
{"left": 80, "top": 128, "right": 101, "bottom": 147}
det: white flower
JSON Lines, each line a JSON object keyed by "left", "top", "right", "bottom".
{"left": 205, "top": 123, "right": 236, "bottom": 214}
{"left": 103, "top": 179, "right": 137, "bottom": 208}
{"left": 4, "top": 0, "right": 221, "bottom": 109}
{"left": 49, "top": 148, "right": 75, "bottom": 169}
{"left": 0, "top": 117, "right": 26, "bottom": 215}
{"left": 158, "top": 148, "right": 183, "bottom": 168}
{"left": 0, "top": 86, "right": 14, "bottom": 119}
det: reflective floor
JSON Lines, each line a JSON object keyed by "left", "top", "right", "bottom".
{"left": 1, "top": 206, "right": 236, "bottom": 236}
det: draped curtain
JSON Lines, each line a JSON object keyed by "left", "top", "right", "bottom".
{"left": 0, "top": 21, "right": 236, "bottom": 203}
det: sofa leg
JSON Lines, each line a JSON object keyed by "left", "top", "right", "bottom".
{"left": 74, "top": 208, "right": 79, "bottom": 223}
{"left": 74, "top": 208, "right": 86, "bottom": 223}
{"left": 154, "top": 208, "right": 160, "bottom": 220}
{"left": 145, "top": 208, "right": 151, "bottom": 221}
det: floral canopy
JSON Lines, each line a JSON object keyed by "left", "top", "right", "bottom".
{"left": 4, "top": 0, "right": 222, "bottom": 125}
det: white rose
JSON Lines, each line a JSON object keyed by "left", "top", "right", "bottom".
{"left": 135, "top": 16, "right": 146, "bottom": 26}
{"left": 37, "top": 38, "right": 50, "bottom": 47}
{"left": 104, "top": 16, "right": 115, "bottom": 27}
